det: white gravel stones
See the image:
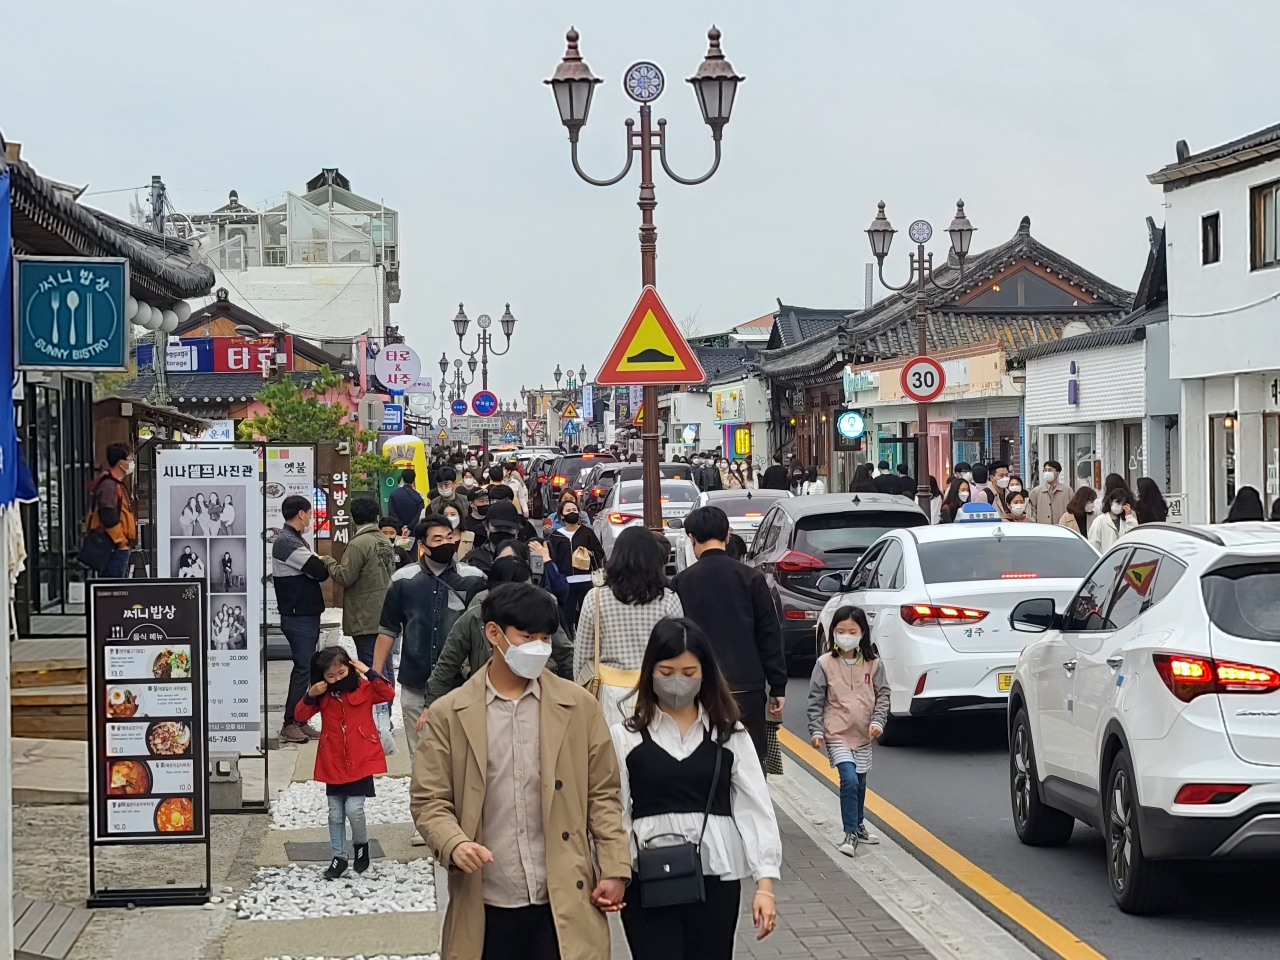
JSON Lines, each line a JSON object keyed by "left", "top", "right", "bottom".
{"left": 272, "top": 777, "right": 412, "bottom": 829}
{"left": 235, "top": 860, "right": 436, "bottom": 920}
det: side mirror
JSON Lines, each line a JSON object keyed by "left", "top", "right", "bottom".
{"left": 816, "top": 572, "right": 844, "bottom": 594}
{"left": 666, "top": 517, "right": 683, "bottom": 530}
{"left": 1010, "top": 598, "right": 1057, "bottom": 633}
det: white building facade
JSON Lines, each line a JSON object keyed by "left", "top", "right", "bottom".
{"left": 1150, "top": 124, "right": 1280, "bottom": 521}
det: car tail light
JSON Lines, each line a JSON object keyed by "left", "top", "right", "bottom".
{"left": 551, "top": 474, "right": 568, "bottom": 486}
{"left": 777, "top": 551, "right": 825, "bottom": 572}
{"left": 914, "top": 673, "right": 928, "bottom": 695}
{"left": 784, "top": 609, "right": 818, "bottom": 621}
{"left": 900, "top": 604, "right": 988, "bottom": 626}
{"left": 591, "top": 487, "right": 604, "bottom": 497}
{"left": 1174, "top": 783, "right": 1251, "bottom": 805}
{"left": 1001, "top": 572, "right": 1039, "bottom": 580}
{"left": 608, "top": 512, "right": 643, "bottom": 525}
{"left": 1152, "top": 653, "right": 1280, "bottom": 702}
{"left": 744, "top": 511, "right": 762, "bottom": 517}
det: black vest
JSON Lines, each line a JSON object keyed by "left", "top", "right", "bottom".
{"left": 626, "top": 726, "right": 733, "bottom": 819}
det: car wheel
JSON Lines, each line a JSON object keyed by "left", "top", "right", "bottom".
{"left": 1009, "top": 709, "right": 1073, "bottom": 846}
{"left": 876, "top": 714, "right": 915, "bottom": 746}
{"left": 1105, "top": 748, "right": 1181, "bottom": 914}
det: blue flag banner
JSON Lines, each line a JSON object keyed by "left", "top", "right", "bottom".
{"left": 0, "top": 169, "right": 19, "bottom": 506}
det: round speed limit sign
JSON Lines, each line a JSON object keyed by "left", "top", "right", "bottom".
{"left": 900, "top": 356, "right": 946, "bottom": 403}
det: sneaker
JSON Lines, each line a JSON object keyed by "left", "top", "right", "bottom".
{"left": 279, "top": 723, "right": 309, "bottom": 744}
{"left": 353, "top": 843, "right": 370, "bottom": 874}
{"left": 857, "top": 824, "right": 880, "bottom": 845}
{"left": 298, "top": 722, "right": 322, "bottom": 739}
{"left": 323, "top": 856, "right": 348, "bottom": 880}
{"left": 837, "top": 832, "right": 859, "bottom": 857}
{"left": 410, "top": 830, "right": 427, "bottom": 847}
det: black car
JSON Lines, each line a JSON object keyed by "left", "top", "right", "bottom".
{"left": 541, "top": 452, "right": 617, "bottom": 515}
{"left": 743, "top": 492, "right": 928, "bottom": 666}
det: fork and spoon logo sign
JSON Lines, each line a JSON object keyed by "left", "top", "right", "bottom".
{"left": 16, "top": 257, "right": 129, "bottom": 371}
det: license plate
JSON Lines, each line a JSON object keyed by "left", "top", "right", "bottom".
{"left": 998, "top": 672, "right": 1014, "bottom": 692}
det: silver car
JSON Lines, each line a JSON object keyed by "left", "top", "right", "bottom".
{"left": 593, "top": 479, "right": 700, "bottom": 573}
{"left": 674, "top": 488, "right": 794, "bottom": 572}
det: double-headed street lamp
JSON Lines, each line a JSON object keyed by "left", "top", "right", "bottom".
{"left": 438, "top": 353, "right": 476, "bottom": 406}
{"left": 866, "top": 200, "right": 976, "bottom": 512}
{"left": 547, "top": 25, "right": 743, "bottom": 530}
{"left": 453, "top": 303, "right": 517, "bottom": 466}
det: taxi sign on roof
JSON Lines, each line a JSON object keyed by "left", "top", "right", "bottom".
{"left": 595, "top": 286, "right": 706, "bottom": 386}
{"left": 955, "top": 502, "right": 1001, "bottom": 522}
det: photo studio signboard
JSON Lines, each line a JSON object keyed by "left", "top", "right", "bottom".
{"left": 88, "top": 579, "right": 211, "bottom": 906}
{"left": 155, "top": 446, "right": 263, "bottom": 756}
{"left": 264, "top": 445, "right": 315, "bottom": 625}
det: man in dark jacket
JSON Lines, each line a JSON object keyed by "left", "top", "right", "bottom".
{"left": 895, "top": 462, "right": 917, "bottom": 501}
{"left": 273, "top": 495, "right": 331, "bottom": 743}
{"left": 462, "top": 500, "right": 526, "bottom": 575}
{"left": 388, "top": 469, "right": 425, "bottom": 533}
{"left": 872, "top": 461, "right": 900, "bottom": 496}
{"left": 760, "top": 452, "right": 790, "bottom": 491}
{"left": 671, "top": 505, "right": 787, "bottom": 760}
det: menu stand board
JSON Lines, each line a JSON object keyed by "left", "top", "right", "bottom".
{"left": 87, "top": 579, "right": 210, "bottom": 908}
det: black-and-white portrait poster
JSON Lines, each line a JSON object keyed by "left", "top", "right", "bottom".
{"left": 155, "top": 447, "right": 263, "bottom": 755}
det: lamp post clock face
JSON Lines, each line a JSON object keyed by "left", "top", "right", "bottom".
{"left": 908, "top": 220, "right": 933, "bottom": 244}
{"left": 624, "top": 62, "right": 664, "bottom": 103}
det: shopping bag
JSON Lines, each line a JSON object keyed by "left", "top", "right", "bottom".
{"left": 374, "top": 701, "right": 396, "bottom": 756}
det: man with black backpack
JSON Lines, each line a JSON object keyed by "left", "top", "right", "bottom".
{"left": 85, "top": 443, "right": 137, "bottom": 578}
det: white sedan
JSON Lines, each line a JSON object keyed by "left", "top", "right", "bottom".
{"left": 593, "top": 479, "right": 700, "bottom": 572}
{"left": 674, "top": 488, "right": 793, "bottom": 572}
{"left": 815, "top": 521, "right": 1099, "bottom": 743}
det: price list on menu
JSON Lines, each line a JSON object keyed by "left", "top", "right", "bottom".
{"left": 88, "top": 580, "right": 208, "bottom": 844}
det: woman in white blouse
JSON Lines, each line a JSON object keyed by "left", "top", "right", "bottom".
{"left": 611, "top": 617, "right": 781, "bottom": 958}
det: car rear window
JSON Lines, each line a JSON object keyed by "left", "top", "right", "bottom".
{"left": 713, "top": 495, "right": 787, "bottom": 517}
{"left": 617, "top": 481, "right": 700, "bottom": 505}
{"left": 618, "top": 464, "right": 695, "bottom": 481}
{"left": 552, "top": 455, "right": 615, "bottom": 479}
{"left": 917, "top": 537, "right": 1099, "bottom": 584}
{"left": 1202, "top": 562, "right": 1280, "bottom": 641}
{"left": 794, "top": 511, "right": 927, "bottom": 555}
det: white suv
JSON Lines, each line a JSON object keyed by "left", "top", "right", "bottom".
{"left": 1008, "top": 522, "right": 1280, "bottom": 914}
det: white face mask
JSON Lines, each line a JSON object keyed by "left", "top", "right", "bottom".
{"left": 1111, "top": 502, "right": 1125, "bottom": 516}
{"left": 1011, "top": 502, "right": 1027, "bottom": 516}
{"left": 495, "top": 634, "right": 552, "bottom": 680}
{"left": 463, "top": 477, "right": 477, "bottom": 487}
{"left": 124, "top": 460, "right": 136, "bottom": 476}
{"left": 833, "top": 631, "right": 863, "bottom": 653}
{"left": 447, "top": 515, "right": 460, "bottom": 528}
{"left": 958, "top": 490, "right": 970, "bottom": 502}
{"left": 1086, "top": 501, "right": 1098, "bottom": 514}
{"left": 440, "top": 484, "right": 455, "bottom": 497}
{"left": 961, "top": 471, "right": 974, "bottom": 483}
{"left": 995, "top": 476, "right": 1010, "bottom": 489}
{"left": 1009, "top": 484, "right": 1022, "bottom": 494}
{"left": 1043, "top": 470, "right": 1057, "bottom": 484}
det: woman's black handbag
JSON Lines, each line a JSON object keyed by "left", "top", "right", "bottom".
{"left": 634, "top": 735, "right": 723, "bottom": 908}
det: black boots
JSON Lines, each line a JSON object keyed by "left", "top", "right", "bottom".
{"left": 353, "top": 843, "right": 371, "bottom": 874}
{"left": 324, "top": 856, "right": 348, "bottom": 880}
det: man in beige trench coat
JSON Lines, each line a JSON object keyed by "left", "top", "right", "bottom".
{"left": 410, "top": 582, "right": 632, "bottom": 960}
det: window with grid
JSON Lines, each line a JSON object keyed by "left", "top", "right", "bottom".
{"left": 1251, "top": 180, "right": 1280, "bottom": 269}
{"left": 1202, "top": 212, "right": 1220, "bottom": 265}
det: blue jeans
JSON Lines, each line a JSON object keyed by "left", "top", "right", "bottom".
{"left": 327, "top": 795, "right": 368, "bottom": 857}
{"left": 280, "top": 614, "right": 321, "bottom": 725}
{"left": 104, "top": 548, "right": 130, "bottom": 579}
{"left": 836, "top": 762, "right": 867, "bottom": 834}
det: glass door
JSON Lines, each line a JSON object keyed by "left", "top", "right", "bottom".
{"left": 1209, "top": 415, "right": 1236, "bottom": 523}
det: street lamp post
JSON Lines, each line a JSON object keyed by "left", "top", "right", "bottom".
{"left": 866, "top": 200, "right": 975, "bottom": 513}
{"left": 454, "top": 303, "right": 517, "bottom": 468}
{"left": 548, "top": 25, "right": 742, "bottom": 532}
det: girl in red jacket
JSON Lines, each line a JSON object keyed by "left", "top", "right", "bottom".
{"left": 297, "top": 647, "right": 395, "bottom": 879}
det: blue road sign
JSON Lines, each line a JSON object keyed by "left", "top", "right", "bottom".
{"left": 472, "top": 390, "right": 498, "bottom": 417}
{"left": 450, "top": 399, "right": 468, "bottom": 416}
{"left": 562, "top": 419, "right": 579, "bottom": 436}
{"left": 16, "top": 257, "right": 130, "bottom": 371}
{"left": 380, "top": 403, "right": 404, "bottom": 433}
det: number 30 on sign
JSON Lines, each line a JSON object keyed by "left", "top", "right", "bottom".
{"left": 900, "top": 356, "right": 946, "bottom": 403}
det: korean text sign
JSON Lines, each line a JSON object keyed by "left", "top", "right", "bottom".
{"left": 16, "top": 256, "right": 129, "bottom": 371}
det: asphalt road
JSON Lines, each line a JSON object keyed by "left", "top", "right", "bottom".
{"left": 782, "top": 675, "right": 1280, "bottom": 960}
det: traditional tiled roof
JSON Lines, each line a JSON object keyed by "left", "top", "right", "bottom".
{"left": 693, "top": 346, "right": 756, "bottom": 381}
{"left": 1148, "top": 122, "right": 1280, "bottom": 186}
{"left": 755, "top": 216, "right": 1132, "bottom": 381}
{"left": 770, "top": 302, "right": 855, "bottom": 349}
{"left": 1, "top": 147, "right": 216, "bottom": 305}
{"left": 119, "top": 370, "right": 332, "bottom": 403}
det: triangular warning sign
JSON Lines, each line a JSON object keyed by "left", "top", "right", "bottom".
{"left": 633, "top": 402, "right": 645, "bottom": 425}
{"left": 561, "top": 403, "right": 578, "bottom": 419}
{"left": 1123, "top": 560, "right": 1159, "bottom": 596}
{"left": 436, "top": 429, "right": 450, "bottom": 440}
{"left": 595, "top": 286, "right": 706, "bottom": 386}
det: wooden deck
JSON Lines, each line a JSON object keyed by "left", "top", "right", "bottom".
{"left": 11, "top": 895, "right": 93, "bottom": 960}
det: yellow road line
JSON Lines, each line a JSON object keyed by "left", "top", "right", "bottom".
{"left": 776, "top": 726, "right": 1109, "bottom": 960}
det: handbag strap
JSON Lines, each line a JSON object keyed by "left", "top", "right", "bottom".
{"left": 696, "top": 727, "right": 723, "bottom": 851}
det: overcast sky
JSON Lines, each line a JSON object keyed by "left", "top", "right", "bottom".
{"left": 4, "top": 1, "right": 1275, "bottom": 402}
